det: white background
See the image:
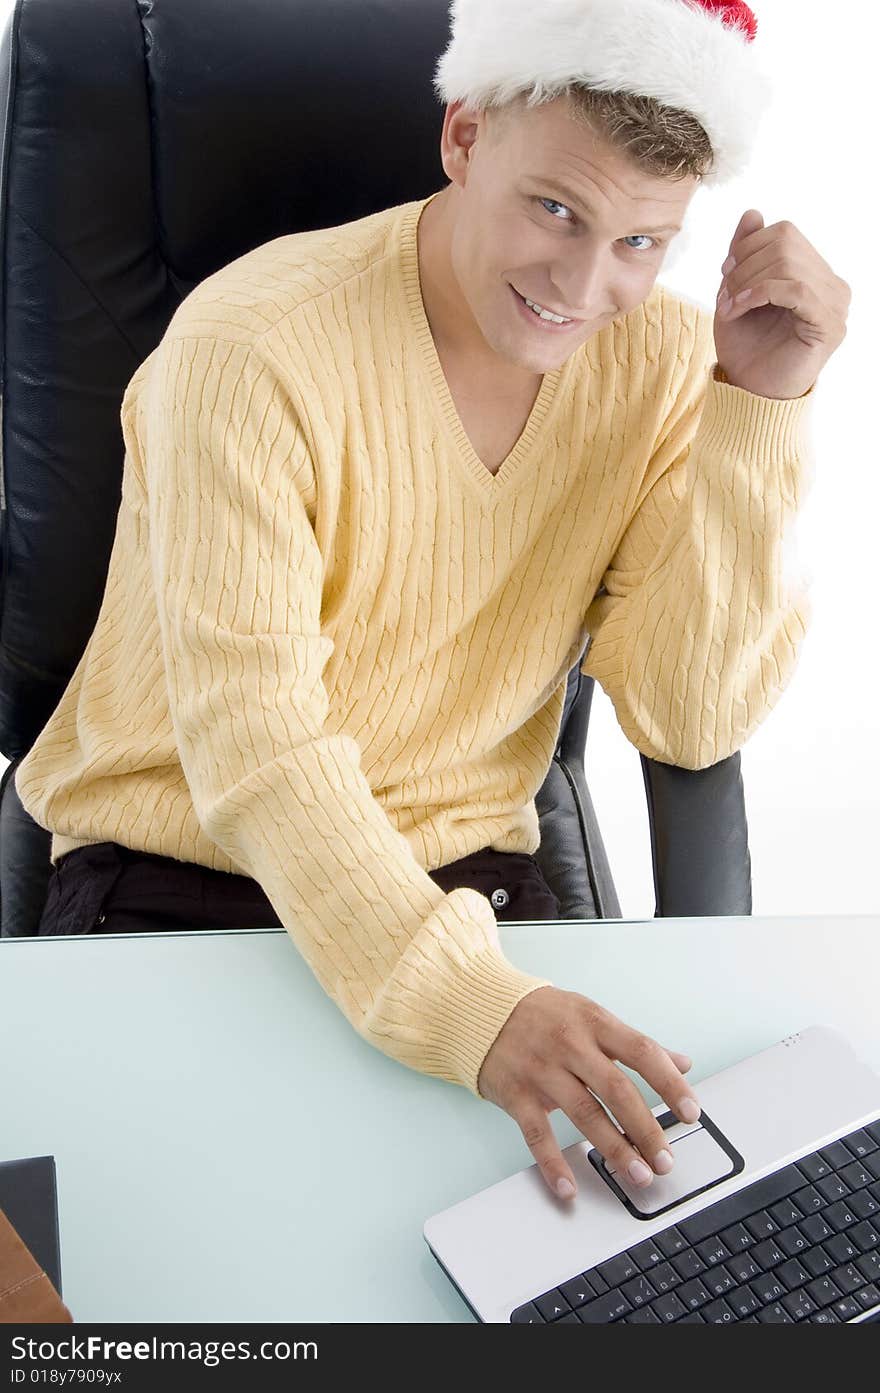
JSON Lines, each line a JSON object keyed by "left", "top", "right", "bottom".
{"left": 0, "top": 0, "right": 876, "bottom": 917}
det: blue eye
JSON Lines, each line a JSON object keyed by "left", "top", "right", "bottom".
{"left": 537, "top": 199, "right": 658, "bottom": 250}
{"left": 539, "top": 198, "right": 573, "bottom": 222}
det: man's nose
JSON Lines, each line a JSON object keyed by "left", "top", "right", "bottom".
{"left": 552, "top": 257, "right": 614, "bottom": 318}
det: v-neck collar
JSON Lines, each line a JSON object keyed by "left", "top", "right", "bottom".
{"left": 397, "top": 193, "right": 575, "bottom": 494}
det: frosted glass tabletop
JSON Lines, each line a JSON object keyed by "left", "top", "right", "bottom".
{"left": 1, "top": 914, "right": 877, "bottom": 1322}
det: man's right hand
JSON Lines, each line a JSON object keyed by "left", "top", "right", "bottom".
{"left": 476, "top": 985, "right": 701, "bottom": 1201}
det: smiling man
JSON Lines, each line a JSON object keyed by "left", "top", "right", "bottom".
{"left": 16, "top": 0, "right": 849, "bottom": 1203}
{"left": 417, "top": 91, "right": 698, "bottom": 427}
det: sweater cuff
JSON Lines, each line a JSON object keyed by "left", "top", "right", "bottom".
{"left": 418, "top": 942, "right": 553, "bottom": 1099}
{"left": 360, "top": 886, "right": 553, "bottom": 1099}
{"left": 699, "top": 371, "right": 814, "bottom": 464}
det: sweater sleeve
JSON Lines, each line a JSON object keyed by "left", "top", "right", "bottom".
{"left": 143, "top": 332, "right": 551, "bottom": 1097}
{"left": 581, "top": 318, "right": 816, "bottom": 772}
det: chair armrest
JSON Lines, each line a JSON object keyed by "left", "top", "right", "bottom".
{"left": 0, "top": 758, "right": 53, "bottom": 937}
{"left": 640, "top": 751, "right": 752, "bottom": 918}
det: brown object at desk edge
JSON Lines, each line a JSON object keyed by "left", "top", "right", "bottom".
{"left": 0, "top": 1208, "right": 72, "bottom": 1323}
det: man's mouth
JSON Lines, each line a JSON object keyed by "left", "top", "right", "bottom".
{"left": 511, "top": 285, "right": 580, "bottom": 328}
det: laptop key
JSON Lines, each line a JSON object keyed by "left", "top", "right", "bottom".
{"left": 677, "top": 1278, "right": 713, "bottom": 1312}
{"left": 802, "top": 1246, "right": 835, "bottom": 1278}
{"left": 705, "top": 1266, "right": 737, "bottom": 1297}
{"left": 850, "top": 1190, "right": 880, "bottom": 1220}
{"left": 864, "top": 1121, "right": 880, "bottom": 1146}
{"left": 840, "top": 1162, "right": 874, "bottom": 1191}
{"left": 816, "top": 1175, "right": 850, "bottom": 1204}
{"left": 558, "top": 1275, "right": 595, "bottom": 1309}
{"left": 769, "top": 1199, "right": 805, "bottom": 1229}
{"left": 677, "top": 1164, "right": 803, "bottom": 1245}
{"left": 855, "top": 1283, "right": 880, "bottom": 1311}
{"left": 650, "top": 1292, "right": 688, "bottom": 1323}
{"left": 781, "top": 1289, "right": 817, "bottom": 1321}
{"left": 702, "top": 1297, "right": 738, "bottom": 1324}
{"left": 645, "top": 1261, "right": 681, "bottom": 1294}
{"left": 534, "top": 1291, "right": 571, "bottom": 1321}
{"left": 810, "top": 1309, "right": 841, "bottom": 1323}
{"left": 745, "top": 1211, "right": 779, "bottom": 1241}
{"left": 727, "top": 1285, "right": 761, "bottom": 1317}
{"left": 577, "top": 1290, "right": 631, "bottom": 1323}
{"left": 797, "top": 1153, "right": 831, "bottom": 1183}
{"left": 757, "top": 1302, "right": 793, "bottom": 1322}
{"left": 625, "top": 1305, "right": 662, "bottom": 1323}
{"left": 750, "top": 1238, "right": 786, "bottom": 1270}
{"left": 720, "top": 1223, "right": 753, "bottom": 1252}
{"left": 655, "top": 1226, "right": 688, "bottom": 1258}
{"left": 806, "top": 1275, "right": 843, "bottom": 1307}
{"left": 671, "top": 1250, "right": 705, "bottom": 1280}
{"left": 621, "top": 1275, "right": 657, "bottom": 1309}
{"left": 842, "top": 1129, "right": 877, "bottom": 1159}
{"left": 791, "top": 1185, "right": 825, "bottom": 1214}
{"left": 595, "top": 1253, "right": 638, "bottom": 1287}
{"left": 510, "top": 1301, "right": 544, "bottom": 1323}
{"left": 856, "top": 1250, "right": 880, "bottom": 1281}
{"left": 777, "top": 1226, "right": 810, "bottom": 1258}
{"left": 776, "top": 1258, "right": 810, "bottom": 1290}
{"left": 749, "top": 1272, "right": 786, "bottom": 1304}
{"left": 825, "top": 1233, "right": 858, "bottom": 1265}
{"left": 799, "top": 1213, "right": 833, "bottom": 1245}
{"left": 832, "top": 1295, "right": 862, "bottom": 1321}
{"left": 627, "top": 1239, "right": 666, "bottom": 1271}
{"left": 824, "top": 1200, "right": 858, "bottom": 1232}
{"left": 831, "top": 1262, "right": 866, "bottom": 1294}
{"left": 726, "top": 1253, "right": 761, "bottom": 1284}
{"left": 819, "top": 1141, "right": 855, "bottom": 1170}
{"left": 694, "top": 1237, "right": 730, "bottom": 1267}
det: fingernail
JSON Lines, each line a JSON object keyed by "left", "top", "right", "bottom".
{"left": 722, "top": 255, "right": 736, "bottom": 275}
{"left": 653, "top": 1148, "right": 675, "bottom": 1175}
{"left": 678, "top": 1097, "right": 701, "bottom": 1124}
{"left": 718, "top": 292, "right": 732, "bottom": 314}
{"left": 556, "top": 1177, "right": 576, "bottom": 1199}
{"left": 628, "top": 1158, "right": 653, "bottom": 1186}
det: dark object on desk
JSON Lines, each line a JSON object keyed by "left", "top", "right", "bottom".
{"left": 0, "top": 1155, "right": 63, "bottom": 1294}
{"left": 0, "top": 1155, "right": 71, "bottom": 1323}
{"left": 0, "top": 0, "right": 751, "bottom": 935}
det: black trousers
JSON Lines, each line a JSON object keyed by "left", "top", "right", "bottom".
{"left": 35, "top": 841, "right": 562, "bottom": 935}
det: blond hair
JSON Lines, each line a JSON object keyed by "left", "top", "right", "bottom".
{"left": 486, "top": 87, "right": 714, "bottom": 182}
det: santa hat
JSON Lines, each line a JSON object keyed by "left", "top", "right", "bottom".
{"left": 433, "top": 0, "right": 772, "bottom": 187}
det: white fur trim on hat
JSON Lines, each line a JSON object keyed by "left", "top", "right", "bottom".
{"left": 433, "top": 0, "right": 773, "bottom": 186}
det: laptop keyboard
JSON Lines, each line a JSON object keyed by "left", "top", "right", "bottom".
{"left": 510, "top": 1120, "right": 880, "bottom": 1323}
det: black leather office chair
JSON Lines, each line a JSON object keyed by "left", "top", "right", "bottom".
{"left": 0, "top": 0, "right": 751, "bottom": 937}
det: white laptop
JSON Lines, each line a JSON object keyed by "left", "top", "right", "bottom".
{"left": 424, "top": 1026, "right": 880, "bottom": 1325}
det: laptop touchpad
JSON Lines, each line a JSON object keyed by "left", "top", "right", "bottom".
{"left": 590, "top": 1112, "right": 742, "bottom": 1218}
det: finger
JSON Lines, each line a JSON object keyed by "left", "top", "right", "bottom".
{"left": 719, "top": 276, "right": 829, "bottom": 334}
{"left": 721, "top": 251, "right": 840, "bottom": 307}
{"left": 512, "top": 1101, "right": 580, "bottom": 1201}
{"left": 553, "top": 1070, "right": 674, "bottom": 1190}
{"left": 598, "top": 1017, "right": 702, "bottom": 1126}
{"left": 582, "top": 1059, "right": 678, "bottom": 1179}
{"left": 663, "top": 1047, "right": 693, "bottom": 1073}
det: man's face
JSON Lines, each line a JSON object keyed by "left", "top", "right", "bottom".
{"left": 438, "top": 95, "right": 700, "bottom": 373}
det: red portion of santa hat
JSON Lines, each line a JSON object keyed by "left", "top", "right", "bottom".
{"left": 690, "top": 0, "right": 758, "bottom": 42}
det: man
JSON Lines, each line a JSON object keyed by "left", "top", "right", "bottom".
{"left": 15, "top": 0, "right": 849, "bottom": 1203}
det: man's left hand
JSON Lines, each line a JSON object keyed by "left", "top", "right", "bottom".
{"left": 714, "top": 210, "right": 851, "bottom": 400}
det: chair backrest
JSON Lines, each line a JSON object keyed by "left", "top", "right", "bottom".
{"left": 0, "top": 0, "right": 622, "bottom": 934}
